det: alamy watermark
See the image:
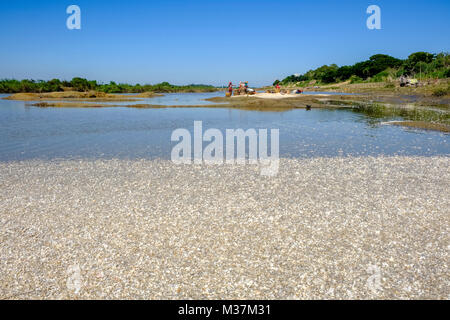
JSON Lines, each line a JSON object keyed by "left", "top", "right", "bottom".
{"left": 367, "top": 5, "right": 381, "bottom": 30}
{"left": 66, "top": 5, "right": 381, "bottom": 31}
{"left": 66, "top": 5, "right": 81, "bottom": 30}
{"left": 66, "top": 264, "right": 82, "bottom": 295}
{"left": 171, "top": 121, "right": 279, "bottom": 176}
{"left": 366, "top": 264, "right": 382, "bottom": 294}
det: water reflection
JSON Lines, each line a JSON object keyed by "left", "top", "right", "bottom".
{"left": 0, "top": 94, "right": 448, "bottom": 161}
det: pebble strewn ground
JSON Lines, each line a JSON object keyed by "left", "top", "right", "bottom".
{"left": 0, "top": 157, "right": 448, "bottom": 299}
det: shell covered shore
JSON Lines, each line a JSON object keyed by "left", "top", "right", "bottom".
{"left": 0, "top": 157, "right": 448, "bottom": 299}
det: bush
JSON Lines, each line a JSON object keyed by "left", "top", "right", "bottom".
{"left": 0, "top": 79, "right": 217, "bottom": 94}
{"left": 277, "top": 52, "right": 449, "bottom": 85}
{"left": 444, "top": 68, "right": 450, "bottom": 78}
{"left": 371, "top": 71, "right": 389, "bottom": 82}
{"left": 349, "top": 75, "right": 363, "bottom": 84}
{"left": 432, "top": 87, "right": 449, "bottom": 97}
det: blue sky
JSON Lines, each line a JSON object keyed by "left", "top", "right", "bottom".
{"left": 0, "top": 0, "right": 449, "bottom": 86}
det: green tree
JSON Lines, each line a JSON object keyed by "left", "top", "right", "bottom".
{"left": 402, "top": 52, "right": 435, "bottom": 76}
{"left": 70, "top": 77, "right": 91, "bottom": 91}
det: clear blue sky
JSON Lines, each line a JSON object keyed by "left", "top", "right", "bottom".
{"left": 0, "top": 0, "right": 449, "bottom": 86}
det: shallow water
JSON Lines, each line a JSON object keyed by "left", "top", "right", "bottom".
{"left": 0, "top": 93, "right": 448, "bottom": 161}
{"left": 48, "top": 91, "right": 356, "bottom": 106}
{"left": 112, "top": 91, "right": 226, "bottom": 106}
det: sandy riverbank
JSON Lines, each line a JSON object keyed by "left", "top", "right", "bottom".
{"left": 277, "top": 79, "right": 450, "bottom": 107}
{"left": 232, "top": 92, "right": 333, "bottom": 99}
{"left": 1, "top": 157, "right": 448, "bottom": 299}
{"left": 2, "top": 91, "right": 162, "bottom": 102}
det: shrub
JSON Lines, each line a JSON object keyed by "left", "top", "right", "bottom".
{"left": 432, "top": 87, "right": 449, "bottom": 97}
{"left": 444, "top": 68, "right": 450, "bottom": 78}
{"left": 349, "top": 75, "right": 363, "bottom": 84}
{"left": 277, "top": 52, "right": 449, "bottom": 85}
{"left": 371, "top": 71, "right": 389, "bottom": 82}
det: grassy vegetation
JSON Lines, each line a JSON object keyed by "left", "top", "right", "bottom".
{"left": 0, "top": 78, "right": 217, "bottom": 94}
{"left": 348, "top": 102, "right": 450, "bottom": 124}
{"left": 3, "top": 91, "right": 145, "bottom": 102}
{"left": 275, "top": 51, "right": 450, "bottom": 86}
{"left": 432, "top": 85, "right": 450, "bottom": 97}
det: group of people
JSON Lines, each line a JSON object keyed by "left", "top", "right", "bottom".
{"left": 227, "top": 81, "right": 253, "bottom": 96}
{"left": 226, "top": 82, "right": 304, "bottom": 96}
{"left": 227, "top": 81, "right": 248, "bottom": 92}
{"left": 274, "top": 83, "right": 303, "bottom": 94}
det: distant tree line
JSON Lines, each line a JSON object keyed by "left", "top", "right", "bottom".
{"left": 274, "top": 52, "right": 450, "bottom": 86}
{"left": 0, "top": 78, "right": 217, "bottom": 94}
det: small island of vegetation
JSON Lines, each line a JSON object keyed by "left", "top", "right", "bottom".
{"left": 0, "top": 78, "right": 218, "bottom": 94}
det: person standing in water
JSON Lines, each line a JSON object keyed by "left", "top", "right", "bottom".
{"left": 228, "top": 82, "right": 233, "bottom": 93}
